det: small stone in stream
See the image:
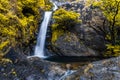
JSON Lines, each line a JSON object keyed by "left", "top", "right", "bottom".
{"left": 66, "top": 64, "right": 72, "bottom": 70}
{"left": 1, "top": 68, "right": 4, "bottom": 72}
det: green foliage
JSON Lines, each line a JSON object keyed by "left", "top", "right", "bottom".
{"left": 51, "top": 30, "right": 64, "bottom": 44}
{"left": 92, "top": 0, "right": 120, "bottom": 26}
{"left": 0, "top": 0, "right": 52, "bottom": 56}
{"left": 105, "top": 44, "right": 120, "bottom": 56}
{"left": 51, "top": 8, "right": 81, "bottom": 43}
{"left": 52, "top": 8, "right": 81, "bottom": 31}
{"left": 0, "top": 58, "right": 12, "bottom": 64}
{"left": 88, "top": 0, "right": 120, "bottom": 56}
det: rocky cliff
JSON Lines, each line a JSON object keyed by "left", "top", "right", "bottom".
{"left": 48, "top": 0, "right": 106, "bottom": 56}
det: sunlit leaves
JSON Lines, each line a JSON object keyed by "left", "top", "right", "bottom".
{"left": 51, "top": 30, "right": 64, "bottom": 43}
{"left": 92, "top": 0, "right": 120, "bottom": 25}
{"left": 89, "top": 0, "right": 120, "bottom": 56}
{"left": 0, "top": 41, "right": 9, "bottom": 50}
{"left": 0, "top": 14, "right": 8, "bottom": 23}
{"left": 52, "top": 8, "right": 81, "bottom": 30}
{"left": 0, "top": 0, "right": 52, "bottom": 55}
{"left": 105, "top": 44, "right": 120, "bottom": 56}
{"left": 51, "top": 8, "right": 81, "bottom": 43}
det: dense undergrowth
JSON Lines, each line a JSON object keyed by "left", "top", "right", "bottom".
{"left": 0, "top": 0, "right": 52, "bottom": 58}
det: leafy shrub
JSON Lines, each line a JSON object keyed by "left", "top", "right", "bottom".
{"left": 0, "top": 0, "right": 52, "bottom": 56}
{"left": 51, "top": 8, "right": 81, "bottom": 43}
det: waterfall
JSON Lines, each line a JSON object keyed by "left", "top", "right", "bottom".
{"left": 34, "top": 12, "right": 52, "bottom": 58}
{"left": 34, "top": 1, "right": 58, "bottom": 58}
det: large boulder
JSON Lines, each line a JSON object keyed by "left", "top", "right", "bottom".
{"left": 52, "top": 32, "right": 98, "bottom": 56}
{"left": 63, "top": 56, "right": 120, "bottom": 80}
{"left": 49, "top": 0, "right": 106, "bottom": 56}
{"left": 0, "top": 57, "right": 66, "bottom": 80}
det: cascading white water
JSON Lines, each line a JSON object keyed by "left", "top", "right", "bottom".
{"left": 53, "top": 1, "right": 58, "bottom": 11}
{"left": 34, "top": 1, "right": 58, "bottom": 58}
{"left": 34, "top": 12, "right": 52, "bottom": 58}
{"left": 59, "top": 70, "right": 76, "bottom": 80}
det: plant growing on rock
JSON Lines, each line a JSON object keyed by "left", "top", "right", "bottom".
{"left": 51, "top": 8, "right": 81, "bottom": 43}
{"left": 87, "top": 0, "right": 120, "bottom": 56}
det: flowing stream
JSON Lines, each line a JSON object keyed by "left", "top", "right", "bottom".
{"left": 34, "top": 1, "right": 58, "bottom": 58}
{"left": 58, "top": 70, "right": 76, "bottom": 80}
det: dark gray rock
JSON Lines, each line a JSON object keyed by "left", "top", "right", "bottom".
{"left": 1, "top": 56, "right": 119, "bottom": 80}
{"left": 50, "top": 0, "right": 106, "bottom": 56}
{"left": 63, "top": 56, "right": 120, "bottom": 80}
{"left": 0, "top": 57, "right": 66, "bottom": 80}
{"left": 53, "top": 32, "right": 98, "bottom": 56}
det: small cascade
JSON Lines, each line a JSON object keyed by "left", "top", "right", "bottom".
{"left": 53, "top": 2, "right": 58, "bottom": 11}
{"left": 59, "top": 70, "right": 76, "bottom": 80}
{"left": 34, "top": 12, "right": 52, "bottom": 58}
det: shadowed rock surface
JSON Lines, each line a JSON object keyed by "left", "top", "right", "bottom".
{"left": 48, "top": 0, "right": 106, "bottom": 56}
{"left": 0, "top": 57, "right": 66, "bottom": 80}
{"left": 1, "top": 56, "right": 119, "bottom": 80}
{"left": 63, "top": 56, "right": 120, "bottom": 80}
